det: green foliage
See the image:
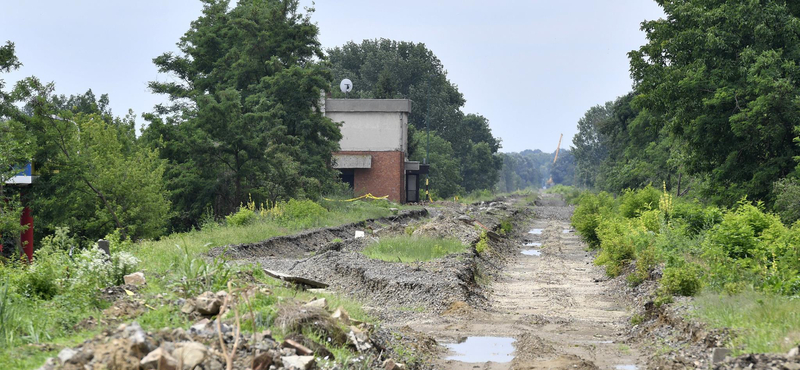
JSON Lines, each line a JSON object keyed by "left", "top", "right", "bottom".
{"left": 619, "top": 185, "right": 661, "bottom": 218}
{"left": 226, "top": 207, "right": 257, "bottom": 227}
{"left": 409, "top": 130, "right": 463, "bottom": 197}
{"left": 170, "top": 244, "right": 232, "bottom": 298}
{"left": 773, "top": 178, "right": 800, "bottom": 225}
{"left": 629, "top": 1, "right": 800, "bottom": 204}
{"left": 661, "top": 265, "right": 703, "bottom": 297}
{"left": 361, "top": 236, "right": 465, "bottom": 262}
{"left": 499, "top": 218, "right": 513, "bottom": 235}
{"left": 142, "top": 0, "right": 341, "bottom": 231}
{"left": 475, "top": 232, "right": 490, "bottom": 254}
{"left": 571, "top": 191, "right": 615, "bottom": 248}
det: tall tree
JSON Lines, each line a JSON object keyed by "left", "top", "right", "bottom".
{"left": 630, "top": 0, "right": 800, "bottom": 204}
{"left": 142, "top": 0, "right": 341, "bottom": 229}
{"left": 0, "top": 41, "right": 31, "bottom": 249}
{"left": 572, "top": 102, "right": 612, "bottom": 187}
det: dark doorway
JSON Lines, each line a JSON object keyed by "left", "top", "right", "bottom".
{"left": 339, "top": 169, "right": 355, "bottom": 189}
{"left": 406, "top": 174, "right": 419, "bottom": 203}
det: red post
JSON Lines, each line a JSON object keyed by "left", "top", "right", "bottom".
{"left": 20, "top": 207, "right": 33, "bottom": 262}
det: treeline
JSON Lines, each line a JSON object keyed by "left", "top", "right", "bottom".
{"left": 0, "top": 0, "right": 503, "bottom": 247}
{"left": 495, "top": 149, "right": 576, "bottom": 192}
{"left": 571, "top": 0, "right": 800, "bottom": 221}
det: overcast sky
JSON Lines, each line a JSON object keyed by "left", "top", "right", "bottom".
{"left": 1, "top": 1, "right": 664, "bottom": 153}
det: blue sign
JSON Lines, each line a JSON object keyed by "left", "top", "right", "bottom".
{"left": 6, "top": 163, "right": 34, "bottom": 185}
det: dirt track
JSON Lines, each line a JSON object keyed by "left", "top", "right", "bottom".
{"left": 407, "top": 195, "right": 644, "bottom": 370}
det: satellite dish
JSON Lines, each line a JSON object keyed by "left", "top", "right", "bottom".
{"left": 340, "top": 79, "right": 353, "bottom": 94}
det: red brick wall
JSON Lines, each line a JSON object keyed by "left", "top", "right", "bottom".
{"left": 335, "top": 151, "right": 405, "bottom": 203}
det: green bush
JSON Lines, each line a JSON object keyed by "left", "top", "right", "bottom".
{"left": 226, "top": 207, "right": 257, "bottom": 226}
{"left": 773, "top": 178, "right": 800, "bottom": 225}
{"left": 571, "top": 191, "right": 616, "bottom": 248}
{"left": 671, "top": 201, "right": 722, "bottom": 235}
{"left": 475, "top": 232, "right": 490, "bottom": 254}
{"left": 281, "top": 199, "right": 328, "bottom": 221}
{"left": 619, "top": 185, "right": 661, "bottom": 218}
{"left": 661, "top": 264, "right": 703, "bottom": 296}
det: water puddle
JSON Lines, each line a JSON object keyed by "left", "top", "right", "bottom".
{"left": 445, "top": 336, "right": 515, "bottom": 363}
{"left": 524, "top": 242, "right": 542, "bottom": 247}
{"left": 562, "top": 229, "right": 572, "bottom": 234}
{"left": 615, "top": 365, "right": 638, "bottom": 370}
{"left": 528, "top": 229, "right": 543, "bottom": 234}
{"left": 521, "top": 249, "right": 541, "bottom": 256}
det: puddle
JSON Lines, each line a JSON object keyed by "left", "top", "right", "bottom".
{"left": 615, "top": 366, "right": 638, "bottom": 370}
{"left": 524, "top": 242, "right": 542, "bottom": 247}
{"left": 521, "top": 249, "right": 541, "bottom": 256}
{"left": 528, "top": 229, "right": 543, "bottom": 234}
{"left": 445, "top": 336, "right": 515, "bottom": 363}
{"left": 562, "top": 229, "right": 572, "bottom": 234}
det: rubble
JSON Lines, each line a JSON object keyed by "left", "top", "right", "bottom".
{"left": 195, "top": 291, "right": 223, "bottom": 315}
{"left": 123, "top": 271, "right": 146, "bottom": 286}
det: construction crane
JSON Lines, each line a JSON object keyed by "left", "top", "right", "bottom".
{"left": 545, "top": 133, "right": 563, "bottom": 188}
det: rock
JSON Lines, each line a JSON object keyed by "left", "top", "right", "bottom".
{"left": 785, "top": 363, "right": 800, "bottom": 370}
{"left": 57, "top": 348, "right": 77, "bottom": 364}
{"left": 331, "top": 307, "right": 350, "bottom": 325}
{"left": 195, "top": 291, "right": 222, "bottom": 315}
{"left": 253, "top": 352, "right": 273, "bottom": 370}
{"left": 457, "top": 215, "right": 471, "bottom": 221}
{"left": 383, "top": 358, "right": 397, "bottom": 370}
{"left": 180, "top": 299, "right": 196, "bottom": 315}
{"left": 123, "top": 271, "right": 146, "bottom": 286}
{"left": 347, "top": 326, "right": 372, "bottom": 352}
{"left": 189, "top": 318, "right": 214, "bottom": 337}
{"left": 172, "top": 342, "right": 207, "bottom": 369}
{"left": 788, "top": 346, "right": 799, "bottom": 357}
{"left": 304, "top": 298, "right": 327, "bottom": 310}
{"left": 389, "top": 208, "right": 399, "bottom": 215}
{"left": 282, "top": 355, "right": 315, "bottom": 370}
{"left": 282, "top": 339, "right": 313, "bottom": 356}
{"left": 141, "top": 348, "right": 177, "bottom": 370}
{"left": 710, "top": 347, "right": 731, "bottom": 364}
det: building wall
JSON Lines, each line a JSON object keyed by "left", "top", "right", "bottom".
{"left": 326, "top": 111, "right": 407, "bottom": 152}
{"left": 335, "top": 151, "right": 405, "bottom": 203}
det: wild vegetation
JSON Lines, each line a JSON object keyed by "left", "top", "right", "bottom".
{"left": 361, "top": 236, "right": 466, "bottom": 262}
{"left": 569, "top": 185, "right": 800, "bottom": 353}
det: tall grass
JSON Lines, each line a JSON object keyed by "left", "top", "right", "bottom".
{"left": 694, "top": 291, "right": 800, "bottom": 354}
{"left": 361, "top": 236, "right": 466, "bottom": 262}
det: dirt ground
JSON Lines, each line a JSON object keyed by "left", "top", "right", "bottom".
{"left": 394, "top": 195, "right": 644, "bottom": 370}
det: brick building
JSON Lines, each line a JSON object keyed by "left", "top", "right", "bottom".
{"left": 323, "top": 99, "right": 428, "bottom": 203}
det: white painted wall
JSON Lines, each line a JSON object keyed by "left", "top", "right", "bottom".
{"left": 326, "top": 111, "right": 408, "bottom": 152}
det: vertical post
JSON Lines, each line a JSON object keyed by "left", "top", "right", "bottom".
{"left": 425, "top": 79, "right": 431, "bottom": 202}
{"left": 20, "top": 206, "right": 33, "bottom": 262}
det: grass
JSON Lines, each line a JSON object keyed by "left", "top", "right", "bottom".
{"left": 693, "top": 290, "right": 800, "bottom": 354}
{"left": 134, "top": 199, "right": 412, "bottom": 276}
{"left": 0, "top": 199, "right": 404, "bottom": 369}
{"left": 361, "top": 236, "right": 466, "bottom": 262}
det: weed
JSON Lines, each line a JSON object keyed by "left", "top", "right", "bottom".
{"left": 475, "top": 232, "right": 490, "bottom": 254}
{"left": 361, "top": 236, "right": 466, "bottom": 262}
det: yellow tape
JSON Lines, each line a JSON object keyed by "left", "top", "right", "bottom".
{"left": 323, "top": 193, "right": 389, "bottom": 202}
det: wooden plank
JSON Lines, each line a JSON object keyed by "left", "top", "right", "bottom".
{"left": 263, "top": 269, "right": 329, "bottom": 288}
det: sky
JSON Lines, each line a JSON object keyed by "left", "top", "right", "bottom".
{"left": 1, "top": 1, "right": 664, "bottom": 153}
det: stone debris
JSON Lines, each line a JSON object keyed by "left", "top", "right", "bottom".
{"left": 123, "top": 271, "right": 146, "bottom": 286}
{"left": 303, "top": 298, "right": 327, "bottom": 309}
{"left": 140, "top": 347, "right": 177, "bottom": 370}
{"left": 195, "top": 291, "right": 223, "bottom": 315}
{"left": 331, "top": 307, "right": 351, "bottom": 325}
{"left": 281, "top": 355, "right": 316, "bottom": 370}
{"left": 347, "top": 326, "right": 372, "bottom": 352}
{"left": 172, "top": 341, "right": 207, "bottom": 369}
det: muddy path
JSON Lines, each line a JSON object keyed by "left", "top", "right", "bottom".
{"left": 408, "top": 195, "right": 645, "bottom": 370}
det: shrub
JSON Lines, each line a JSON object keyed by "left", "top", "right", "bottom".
{"left": 571, "top": 191, "right": 616, "bottom": 248}
{"left": 773, "top": 178, "right": 800, "bottom": 225}
{"left": 226, "top": 207, "right": 257, "bottom": 227}
{"left": 281, "top": 199, "right": 328, "bottom": 221}
{"left": 499, "top": 218, "right": 513, "bottom": 235}
{"left": 661, "top": 264, "right": 703, "bottom": 296}
{"left": 475, "top": 232, "right": 490, "bottom": 254}
{"left": 619, "top": 185, "right": 661, "bottom": 218}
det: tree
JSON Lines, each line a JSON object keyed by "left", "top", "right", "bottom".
{"left": 629, "top": 0, "right": 800, "bottom": 204}
{"left": 142, "top": 0, "right": 341, "bottom": 229}
{"left": 0, "top": 41, "right": 31, "bottom": 251}
{"left": 14, "top": 79, "right": 170, "bottom": 242}
{"left": 409, "top": 130, "right": 463, "bottom": 198}
{"left": 572, "top": 102, "right": 612, "bottom": 187}
{"left": 550, "top": 149, "right": 576, "bottom": 186}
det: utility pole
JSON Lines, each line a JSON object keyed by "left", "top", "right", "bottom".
{"left": 425, "top": 79, "right": 431, "bottom": 202}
